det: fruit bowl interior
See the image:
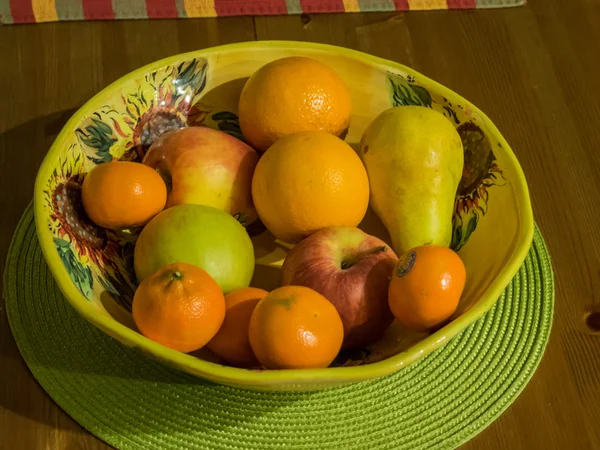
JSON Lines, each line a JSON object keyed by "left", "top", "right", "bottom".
{"left": 34, "top": 41, "right": 533, "bottom": 391}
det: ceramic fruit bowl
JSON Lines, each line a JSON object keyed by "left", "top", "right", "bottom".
{"left": 34, "top": 41, "right": 533, "bottom": 391}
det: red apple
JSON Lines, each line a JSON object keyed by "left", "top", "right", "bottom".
{"left": 281, "top": 226, "right": 398, "bottom": 349}
{"left": 142, "top": 126, "right": 259, "bottom": 227}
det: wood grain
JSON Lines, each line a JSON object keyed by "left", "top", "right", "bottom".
{"left": 1, "top": 0, "right": 599, "bottom": 448}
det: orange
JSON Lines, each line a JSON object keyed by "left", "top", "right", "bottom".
{"left": 388, "top": 245, "right": 466, "bottom": 333}
{"left": 82, "top": 161, "right": 166, "bottom": 230}
{"left": 132, "top": 262, "right": 225, "bottom": 353}
{"left": 251, "top": 131, "right": 369, "bottom": 244}
{"left": 238, "top": 56, "right": 352, "bottom": 152}
{"left": 205, "top": 287, "right": 268, "bottom": 368}
{"left": 248, "top": 286, "right": 344, "bottom": 370}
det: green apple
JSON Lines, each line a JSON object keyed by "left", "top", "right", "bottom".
{"left": 134, "top": 204, "right": 255, "bottom": 293}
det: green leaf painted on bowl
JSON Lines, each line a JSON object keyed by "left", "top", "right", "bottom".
{"left": 388, "top": 75, "right": 433, "bottom": 108}
{"left": 75, "top": 118, "right": 117, "bottom": 164}
{"left": 211, "top": 111, "right": 246, "bottom": 142}
{"left": 410, "top": 84, "right": 433, "bottom": 108}
{"left": 173, "top": 59, "right": 208, "bottom": 101}
{"left": 211, "top": 111, "right": 239, "bottom": 121}
{"left": 97, "top": 270, "right": 136, "bottom": 312}
{"left": 54, "top": 237, "right": 93, "bottom": 299}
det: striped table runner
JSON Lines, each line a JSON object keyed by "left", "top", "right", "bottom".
{"left": 1, "top": 0, "right": 525, "bottom": 24}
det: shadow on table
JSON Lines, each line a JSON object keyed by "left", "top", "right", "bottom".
{"left": 0, "top": 108, "right": 94, "bottom": 431}
{"left": 0, "top": 108, "right": 79, "bottom": 272}
{"left": 0, "top": 308, "right": 93, "bottom": 434}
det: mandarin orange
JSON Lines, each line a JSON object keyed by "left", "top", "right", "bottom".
{"left": 82, "top": 161, "right": 166, "bottom": 230}
{"left": 388, "top": 245, "right": 466, "bottom": 333}
{"left": 132, "top": 262, "right": 225, "bottom": 353}
{"left": 206, "top": 287, "right": 268, "bottom": 367}
{"left": 248, "top": 286, "right": 344, "bottom": 370}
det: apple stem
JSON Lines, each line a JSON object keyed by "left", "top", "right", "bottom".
{"left": 341, "top": 245, "right": 388, "bottom": 269}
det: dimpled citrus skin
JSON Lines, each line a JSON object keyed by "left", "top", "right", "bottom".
{"left": 248, "top": 286, "right": 344, "bottom": 370}
{"left": 81, "top": 161, "right": 167, "bottom": 230}
{"left": 132, "top": 262, "right": 225, "bottom": 353}
{"left": 205, "top": 287, "right": 268, "bottom": 368}
{"left": 388, "top": 245, "right": 466, "bottom": 333}
{"left": 251, "top": 131, "right": 370, "bottom": 244}
{"left": 238, "top": 56, "right": 352, "bottom": 152}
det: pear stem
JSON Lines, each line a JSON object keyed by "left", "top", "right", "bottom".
{"left": 341, "top": 246, "right": 387, "bottom": 270}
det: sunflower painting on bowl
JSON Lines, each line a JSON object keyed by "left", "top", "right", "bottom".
{"left": 74, "top": 58, "right": 211, "bottom": 164}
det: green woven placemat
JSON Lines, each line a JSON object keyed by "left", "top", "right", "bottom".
{"left": 4, "top": 204, "right": 554, "bottom": 450}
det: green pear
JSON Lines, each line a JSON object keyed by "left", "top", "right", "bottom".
{"left": 359, "top": 106, "right": 464, "bottom": 255}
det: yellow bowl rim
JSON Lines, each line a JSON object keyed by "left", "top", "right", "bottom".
{"left": 33, "top": 40, "right": 534, "bottom": 388}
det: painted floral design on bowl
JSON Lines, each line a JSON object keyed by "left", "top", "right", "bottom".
{"left": 43, "top": 58, "right": 247, "bottom": 314}
{"left": 36, "top": 44, "right": 531, "bottom": 385}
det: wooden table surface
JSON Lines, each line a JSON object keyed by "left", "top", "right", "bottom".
{"left": 1, "top": 0, "right": 599, "bottom": 448}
